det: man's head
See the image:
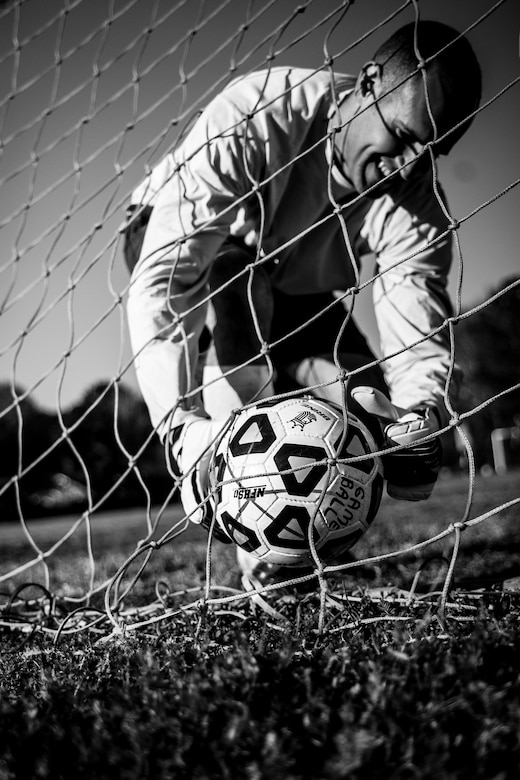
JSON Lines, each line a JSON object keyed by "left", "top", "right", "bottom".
{"left": 331, "top": 20, "right": 482, "bottom": 197}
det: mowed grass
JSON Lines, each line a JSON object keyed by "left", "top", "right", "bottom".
{"left": 1, "top": 469, "right": 520, "bottom": 779}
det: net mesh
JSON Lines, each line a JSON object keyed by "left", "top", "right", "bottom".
{"left": 1, "top": 0, "right": 519, "bottom": 643}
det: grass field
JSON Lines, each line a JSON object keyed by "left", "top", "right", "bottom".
{"left": 1, "top": 469, "right": 520, "bottom": 779}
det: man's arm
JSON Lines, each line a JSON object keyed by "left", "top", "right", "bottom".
{"left": 363, "top": 176, "right": 460, "bottom": 427}
{"left": 126, "top": 97, "right": 261, "bottom": 440}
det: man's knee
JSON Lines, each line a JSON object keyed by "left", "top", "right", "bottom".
{"left": 287, "top": 353, "right": 388, "bottom": 403}
{"left": 332, "top": 353, "right": 388, "bottom": 397}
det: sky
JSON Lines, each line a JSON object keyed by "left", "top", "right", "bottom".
{"left": 0, "top": 0, "right": 518, "bottom": 413}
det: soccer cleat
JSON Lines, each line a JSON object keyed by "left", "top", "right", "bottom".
{"left": 241, "top": 562, "right": 316, "bottom": 593}
{"left": 236, "top": 546, "right": 316, "bottom": 595}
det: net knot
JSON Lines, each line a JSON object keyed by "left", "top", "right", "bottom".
{"left": 448, "top": 522, "right": 466, "bottom": 534}
{"left": 449, "top": 411, "right": 461, "bottom": 426}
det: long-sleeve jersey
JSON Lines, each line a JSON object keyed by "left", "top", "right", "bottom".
{"left": 127, "top": 66, "right": 457, "bottom": 439}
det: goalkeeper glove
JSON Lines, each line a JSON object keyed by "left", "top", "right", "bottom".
{"left": 351, "top": 386, "right": 442, "bottom": 502}
{"left": 170, "top": 418, "right": 231, "bottom": 542}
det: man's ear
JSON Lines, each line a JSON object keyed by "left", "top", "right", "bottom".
{"left": 356, "top": 61, "right": 383, "bottom": 98}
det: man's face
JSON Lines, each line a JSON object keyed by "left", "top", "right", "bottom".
{"left": 334, "top": 65, "right": 448, "bottom": 197}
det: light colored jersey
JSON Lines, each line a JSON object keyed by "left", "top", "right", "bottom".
{"left": 127, "top": 67, "right": 457, "bottom": 437}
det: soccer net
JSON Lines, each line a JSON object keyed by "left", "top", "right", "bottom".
{"left": 1, "top": 0, "right": 519, "bottom": 642}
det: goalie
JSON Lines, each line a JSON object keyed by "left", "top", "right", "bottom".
{"left": 124, "top": 20, "right": 482, "bottom": 578}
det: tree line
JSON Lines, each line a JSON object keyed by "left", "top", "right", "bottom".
{"left": 0, "top": 276, "right": 518, "bottom": 521}
{"left": 452, "top": 275, "right": 520, "bottom": 466}
{"left": 0, "top": 382, "right": 174, "bottom": 520}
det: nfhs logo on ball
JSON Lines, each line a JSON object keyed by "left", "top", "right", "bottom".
{"left": 289, "top": 410, "right": 317, "bottom": 430}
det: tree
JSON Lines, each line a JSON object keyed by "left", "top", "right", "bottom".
{"left": 64, "top": 382, "right": 173, "bottom": 509}
{"left": 454, "top": 275, "right": 520, "bottom": 465}
{"left": 0, "top": 384, "right": 61, "bottom": 519}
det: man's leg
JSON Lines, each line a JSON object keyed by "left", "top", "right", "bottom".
{"left": 270, "top": 288, "right": 388, "bottom": 406}
{"left": 202, "top": 242, "right": 279, "bottom": 579}
{"left": 202, "top": 241, "right": 275, "bottom": 419}
{"left": 237, "top": 289, "right": 387, "bottom": 582}
{"left": 287, "top": 353, "right": 388, "bottom": 428}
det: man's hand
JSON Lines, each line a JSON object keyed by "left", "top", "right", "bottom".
{"left": 351, "top": 386, "right": 442, "bottom": 501}
{"left": 170, "top": 418, "right": 231, "bottom": 542}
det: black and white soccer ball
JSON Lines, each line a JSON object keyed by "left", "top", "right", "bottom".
{"left": 209, "top": 395, "right": 384, "bottom": 567}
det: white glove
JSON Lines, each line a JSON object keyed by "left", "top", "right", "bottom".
{"left": 351, "top": 386, "right": 442, "bottom": 501}
{"left": 171, "top": 418, "right": 231, "bottom": 541}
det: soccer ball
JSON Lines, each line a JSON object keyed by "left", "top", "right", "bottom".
{"left": 209, "top": 395, "right": 384, "bottom": 567}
